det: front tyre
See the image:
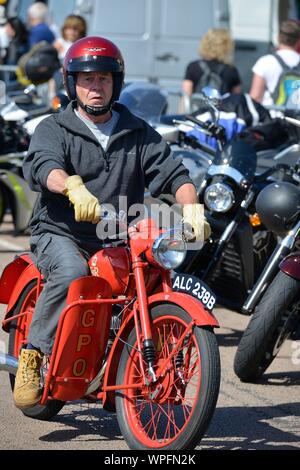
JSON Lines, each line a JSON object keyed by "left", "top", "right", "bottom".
{"left": 234, "top": 271, "right": 300, "bottom": 382}
{"left": 116, "top": 304, "right": 220, "bottom": 450}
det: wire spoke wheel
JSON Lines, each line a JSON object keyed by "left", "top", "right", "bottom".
{"left": 116, "top": 304, "right": 220, "bottom": 450}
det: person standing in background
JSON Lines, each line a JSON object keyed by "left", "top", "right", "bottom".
{"left": 50, "top": 14, "right": 87, "bottom": 96}
{"left": 2, "top": 16, "right": 29, "bottom": 83}
{"left": 250, "top": 20, "right": 300, "bottom": 106}
{"left": 182, "top": 28, "right": 242, "bottom": 98}
{"left": 0, "top": 5, "right": 8, "bottom": 59}
{"left": 53, "top": 15, "right": 87, "bottom": 62}
{"left": 4, "top": 17, "right": 29, "bottom": 66}
{"left": 27, "top": 1, "right": 55, "bottom": 47}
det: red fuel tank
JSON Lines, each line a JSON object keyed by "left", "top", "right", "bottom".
{"left": 89, "top": 247, "right": 130, "bottom": 295}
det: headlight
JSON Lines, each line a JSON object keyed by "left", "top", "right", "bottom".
{"left": 204, "top": 183, "right": 235, "bottom": 213}
{"left": 152, "top": 231, "right": 187, "bottom": 270}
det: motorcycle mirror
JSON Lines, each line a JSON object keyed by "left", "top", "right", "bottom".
{"left": 198, "top": 87, "right": 221, "bottom": 122}
{"left": 201, "top": 86, "right": 222, "bottom": 101}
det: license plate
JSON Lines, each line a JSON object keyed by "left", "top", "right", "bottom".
{"left": 172, "top": 274, "right": 217, "bottom": 312}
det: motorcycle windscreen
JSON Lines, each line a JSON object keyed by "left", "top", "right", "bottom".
{"left": 118, "top": 82, "right": 168, "bottom": 124}
{"left": 49, "top": 276, "right": 112, "bottom": 401}
{"left": 212, "top": 140, "right": 257, "bottom": 183}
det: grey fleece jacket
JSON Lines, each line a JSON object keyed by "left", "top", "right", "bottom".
{"left": 23, "top": 102, "right": 193, "bottom": 244}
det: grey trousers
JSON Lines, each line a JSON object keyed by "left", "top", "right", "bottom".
{"left": 28, "top": 233, "right": 98, "bottom": 354}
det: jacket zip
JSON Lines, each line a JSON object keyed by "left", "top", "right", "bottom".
{"left": 101, "top": 129, "right": 130, "bottom": 173}
{"left": 104, "top": 151, "right": 110, "bottom": 172}
{"left": 99, "top": 147, "right": 110, "bottom": 172}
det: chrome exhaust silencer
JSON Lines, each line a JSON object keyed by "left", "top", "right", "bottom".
{"left": 0, "top": 352, "right": 18, "bottom": 375}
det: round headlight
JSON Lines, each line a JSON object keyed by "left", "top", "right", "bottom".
{"left": 204, "top": 183, "right": 235, "bottom": 213}
{"left": 152, "top": 231, "right": 187, "bottom": 270}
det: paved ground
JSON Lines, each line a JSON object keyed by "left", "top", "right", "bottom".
{"left": 0, "top": 215, "right": 299, "bottom": 450}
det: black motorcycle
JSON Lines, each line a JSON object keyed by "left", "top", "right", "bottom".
{"left": 179, "top": 135, "right": 290, "bottom": 310}
{"left": 0, "top": 90, "right": 41, "bottom": 232}
{"left": 234, "top": 177, "right": 300, "bottom": 382}
{"left": 166, "top": 91, "right": 300, "bottom": 311}
{"left": 234, "top": 116, "right": 300, "bottom": 381}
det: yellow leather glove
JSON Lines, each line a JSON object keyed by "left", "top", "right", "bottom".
{"left": 183, "top": 203, "right": 211, "bottom": 241}
{"left": 63, "top": 175, "right": 101, "bottom": 224}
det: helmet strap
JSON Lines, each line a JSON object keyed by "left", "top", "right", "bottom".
{"left": 76, "top": 97, "right": 112, "bottom": 116}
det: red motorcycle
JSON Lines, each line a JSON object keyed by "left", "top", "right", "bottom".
{"left": 0, "top": 214, "right": 220, "bottom": 450}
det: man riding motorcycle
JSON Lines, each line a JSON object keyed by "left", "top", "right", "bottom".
{"left": 14, "top": 36, "right": 211, "bottom": 410}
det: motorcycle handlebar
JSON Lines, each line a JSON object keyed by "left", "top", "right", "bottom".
{"left": 100, "top": 207, "right": 197, "bottom": 244}
{"left": 254, "top": 163, "right": 292, "bottom": 182}
{"left": 185, "top": 114, "right": 226, "bottom": 142}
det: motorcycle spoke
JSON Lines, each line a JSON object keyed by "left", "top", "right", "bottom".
{"left": 158, "top": 322, "right": 184, "bottom": 359}
{"left": 154, "top": 401, "right": 181, "bottom": 434}
{"left": 132, "top": 400, "right": 148, "bottom": 417}
{"left": 142, "top": 403, "right": 161, "bottom": 440}
{"left": 163, "top": 402, "right": 172, "bottom": 441}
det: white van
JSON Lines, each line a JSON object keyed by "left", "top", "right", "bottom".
{"left": 49, "top": 0, "right": 229, "bottom": 93}
{"left": 7, "top": 0, "right": 228, "bottom": 88}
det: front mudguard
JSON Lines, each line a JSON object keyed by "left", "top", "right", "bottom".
{"left": 102, "top": 291, "right": 219, "bottom": 411}
{"left": 280, "top": 252, "right": 300, "bottom": 281}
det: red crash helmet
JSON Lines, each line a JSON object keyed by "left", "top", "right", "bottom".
{"left": 63, "top": 36, "right": 125, "bottom": 106}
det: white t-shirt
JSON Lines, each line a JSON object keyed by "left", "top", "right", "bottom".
{"left": 75, "top": 109, "right": 119, "bottom": 151}
{"left": 252, "top": 49, "right": 300, "bottom": 105}
{"left": 0, "top": 26, "right": 8, "bottom": 54}
{"left": 55, "top": 37, "right": 73, "bottom": 61}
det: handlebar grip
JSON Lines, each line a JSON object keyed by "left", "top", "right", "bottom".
{"left": 185, "top": 114, "right": 226, "bottom": 141}
{"left": 185, "top": 114, "right": 211, "bottom": 131}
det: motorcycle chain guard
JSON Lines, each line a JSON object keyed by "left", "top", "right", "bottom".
{"left": 48, "top": 276, "right": 112, "bottom": 402}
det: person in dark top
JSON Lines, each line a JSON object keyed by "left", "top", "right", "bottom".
{"left": 4, "top": 17, "right": 29, "bottom": 65}
{"left": 1, "top": 17, "right": 29, "bottom": 83}
{"left": 182, "top": 28, "right": 242, "bottom": 97}
{"left": 27, "top": 1, "right": 55, "bottom": 47}
{"left": 13, "top": 36, "right": 211, "bottom": 410}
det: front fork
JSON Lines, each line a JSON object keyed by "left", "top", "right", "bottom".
{"left": 133, "top": 261, "right": 158, "bottom": 382}
{"left": 134, "top": 262, "right": 183, "bottom": 385}
{"left": 243, "top": 220, "right": 300, "bottom": 314}
{"left": 187, "top": 190, "right": 255, "bottom": 280}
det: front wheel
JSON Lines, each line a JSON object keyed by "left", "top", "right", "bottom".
{"left": 234, "top": 271, "right": 300, "bottom": 382}
{"left": 116, "top": 304, "right": 220, "bottom": 450}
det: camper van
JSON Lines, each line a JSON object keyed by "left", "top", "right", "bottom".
{"left": 4, "top": 0, "right": 299, "bottom": 94}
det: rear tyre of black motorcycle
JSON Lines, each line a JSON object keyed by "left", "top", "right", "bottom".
{"left": 0, "top": 184, "right": 6, "bottom": 226}
{"left": 8, "top": 280, "right": 65, "bottom": 420}
{"left": 234, "top": 271, "right": 300, "bottom": 382}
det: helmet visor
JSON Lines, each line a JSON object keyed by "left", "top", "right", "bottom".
{"left": 67, "top": 56, "right": 123, "bottom": 74}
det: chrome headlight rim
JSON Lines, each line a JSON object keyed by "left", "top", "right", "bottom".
{"left": 152, "top": 230, "right": 187, "bottom": 270}
{"left": 207, "top": 164, "right": 245, "bottom": 185}
{"left": 204, "top": 182, "right": 235, "bottom": 213}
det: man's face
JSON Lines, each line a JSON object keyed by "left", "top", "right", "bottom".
{"left": 75, "top": 71, "right": 113, "bottom": 108}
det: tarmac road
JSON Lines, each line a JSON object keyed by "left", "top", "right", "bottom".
{"left": 0, "top": 215, "right": 299, "bottom": 451}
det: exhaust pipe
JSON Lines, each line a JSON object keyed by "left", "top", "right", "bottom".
{"left": 0, "top": 352, "right": 18, "bottom": 375}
